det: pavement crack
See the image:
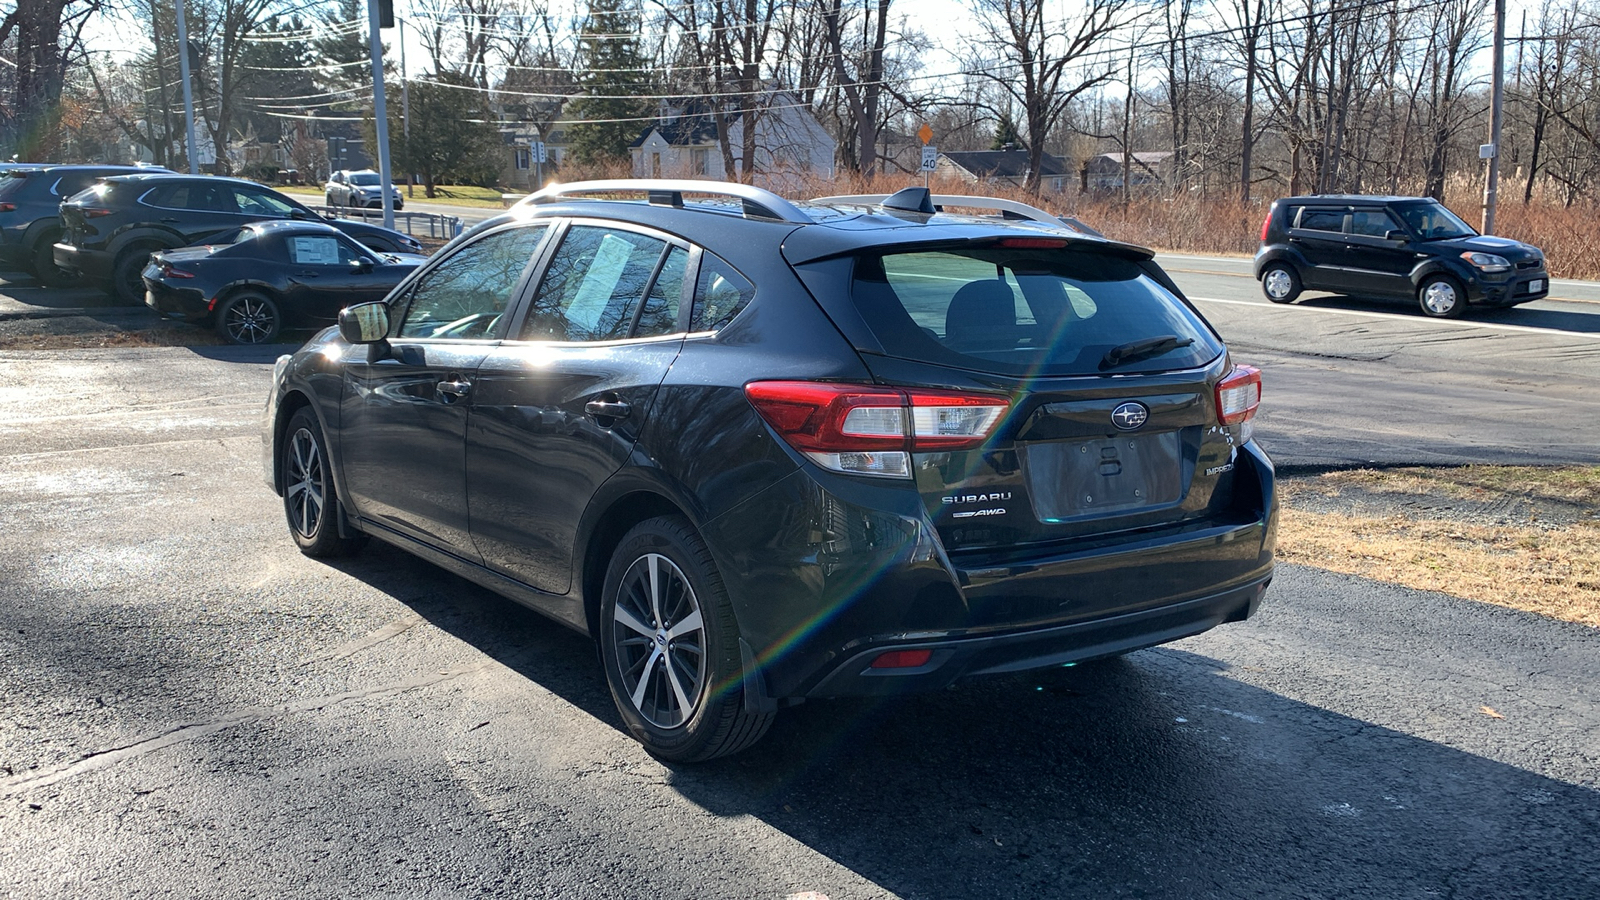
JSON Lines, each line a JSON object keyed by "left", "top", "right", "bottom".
{"left": 0, "top": 665, "right": 487, "bottom": 800}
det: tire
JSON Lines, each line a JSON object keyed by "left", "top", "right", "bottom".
{"left": 598, "top": 516, "right": 773, "bottom": 762}
{"left": 1260, "top": 263, "right": 1301, "bottom": 304}
{"left": 215, "top": 291, "right": 283, "bottom": 344}
{"left": 32, "top": 231, "right": 80, "bottom": 287}
{"left": 111, "top": 243, "right": 162, "bottom": 304}
{"left": 281, "top": 408, "right": 366, "bottom": 558}
{"left": 1418, "top": 275, "right": 1467, "bottom": 319}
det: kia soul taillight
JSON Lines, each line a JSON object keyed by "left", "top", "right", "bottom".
{"left": 744, "top": 381, "right": 1010, "bottom": 478}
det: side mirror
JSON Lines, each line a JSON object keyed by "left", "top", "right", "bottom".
{"left": 1385, "top": 230, "right": 1409, "bottom": 242}
{"left": 338, "top": 301, "right": 390, "bottom": 344}
{"left": 290, "top": 209, "right": 311, "bottom": 221}
{"left": 351, "top": 258, "right": 374, "bottom": 274}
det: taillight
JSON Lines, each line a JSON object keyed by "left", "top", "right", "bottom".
{"left": 870, "top": 649, "right": 933, "bottom": 669}
{"left": 158, "top": 261, "right": 196, "bottom": 279}
{"left": 744, "top": 381, "right": 1010, "bottom": 479}
{"left": 80, "top": 208, "right": 113, "bottom": 218}
{"left": 0, "top": 202, "right": 14, "bottom": 212}
{"left": 1215, "top": 365, "right": 1262, "bottom": 426}
{"left": 1259, "top": 208, "right": 1273, "bottom": 242}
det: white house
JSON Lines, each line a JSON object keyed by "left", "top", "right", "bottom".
{"left": 629, "top": 94, "right": 837, "bottom": 189}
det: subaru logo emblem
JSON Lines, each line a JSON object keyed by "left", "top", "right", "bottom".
{"left": 1111, "top": 401, "right": 1149, "bottom": 431}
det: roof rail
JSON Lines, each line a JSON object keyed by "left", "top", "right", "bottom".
{"left": 813, "top": 193, "right": 1065, "bottom": 226}
{"left": 518, "top": 179, "right": 812, "bottom": 224}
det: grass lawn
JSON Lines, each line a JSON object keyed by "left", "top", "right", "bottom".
{"left": 276, "top": 183, "right": 520, "bottom": 209}
{"left": 1279, "top": 466, "right": 1600, "bottom": 627}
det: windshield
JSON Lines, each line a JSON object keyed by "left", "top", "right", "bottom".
{"left": 1396, "top": 202, "right": 1476, "bottom": 240}
{"left": 851, "top": 246, "right": 1223, "bottom": 377}
{"left": 350, "top": 173, "right": 380, "bottom": 186}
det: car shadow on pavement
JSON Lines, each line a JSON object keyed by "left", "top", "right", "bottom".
{"left": 1294, "top": 292, "right": 1600, "bottom": 333}
{"left": 332, "top": 543, "right": 1600, "bottom": 899}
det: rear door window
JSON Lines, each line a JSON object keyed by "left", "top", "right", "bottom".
{"left": 1297, "top": 208, "right": 1346, "bottom": 233}
{"left": 521, "top": 225, "right": 669, "bottom": 342}
{"left": 852, "top": 246, "right": 1222, "bottom": 376}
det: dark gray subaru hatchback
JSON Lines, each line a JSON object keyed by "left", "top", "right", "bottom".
{"left": 264, "top": 182, "right": 1276, "bottom": 761}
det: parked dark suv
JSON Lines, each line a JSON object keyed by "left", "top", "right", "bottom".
{"left": 53, "top": 174, "right": 424, "bottom": 302}
{"left": 1253, "top": 195, "right": 1548, "bottom": 318}
{"left": 0, "top": 164, "right": 170, "bottom": 284}
{"left": 264, "top": 181, "right": 1277, "bottom": 761}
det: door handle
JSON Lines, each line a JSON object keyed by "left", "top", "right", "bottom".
{"left": 298, "top": 270, "right": 319, "bottom": 277}
{"left": 160, "top": 217, "right": 180, "bottom": 223}
{"left": 585, "top": 398, "right": 631, "bottom": 421}
{"left": 436, "top": 378, "right": 472, "bottom": 400}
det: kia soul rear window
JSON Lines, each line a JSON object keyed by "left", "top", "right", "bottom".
{"left": 851, "top": 247, "right": 1223, "bottom": 376}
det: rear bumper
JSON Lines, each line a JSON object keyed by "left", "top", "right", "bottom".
{"left": 143, "top": 276, "right": 210, "bottom": 321}
{"left": 53, "top": 243, "right": 113, "bottom": 280}
{"left": 705, "top": 441, "right": 1278, "bottom": 703}
{"left": 806, "top": 574, "right": 1270, "bottom": 697}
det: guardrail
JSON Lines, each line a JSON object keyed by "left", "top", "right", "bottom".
{"left": 307, "top": 205, "right": 464, "bottom": 240}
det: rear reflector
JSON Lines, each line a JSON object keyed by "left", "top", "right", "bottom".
{"left": 1215, "top": 365, "right": 1262, "bottom": 425}
{"left": 745, "top": 381, "right": 1009, "bottom": 478}
{"left": 869, "top": 649, "right": 933, "bottom": 669}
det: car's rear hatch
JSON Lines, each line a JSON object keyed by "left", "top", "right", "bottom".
{"left": 782, "top": 229, "right": 1263, "bottom": 620}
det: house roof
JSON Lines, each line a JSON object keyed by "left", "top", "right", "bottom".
{"left": 941, "top": 149, "right": 1070, "bottom": 179}
{"left": 630, "top": 103, "right": 721, "bottom": 148}
{"left": 1093, "top": 151, "right": 1173, "bottom": 166}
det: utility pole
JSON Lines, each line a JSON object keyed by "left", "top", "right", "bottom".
{"left": 399, "top": 16, "right": 411, "bottom": 198}
{"left": 174, "top": 0, "right": 200, "bottom": 174}
{"left": 368, "top": 0, "right": 395, "bottom": 231}
{"left": 1482, "top": 0, "right": 1506, "bottom": 235}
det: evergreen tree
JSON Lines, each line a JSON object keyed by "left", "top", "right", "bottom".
{"left": 990, "top": 113, "right": 1021, "bottom": 151}
{"left": 237, "top": 16, "right": 317, "bottom": 139}
{"left": 370, "top": 71, "right": 504, "bottom": 195}
{"left": 312, "top": 0, "right": 379, "bottom": 98}
{"left": 565, "top": 0, "right": 653, "bottom": 165}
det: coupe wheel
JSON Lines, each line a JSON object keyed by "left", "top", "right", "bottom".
{"left": 281, "top": 408, "right": 366, "bottom": 557}
{"left": 599, "top": 516, "right": 772, "bottom": 761}
{"left": 1418, "top": 275, "right": 1466, "bottom": 318}
{"left": 111, "top": 244, "right": 162, "bottom": 304}
{"left": 1261, "top": 263, "right": 1301, "bottom": 304}
{"left": 215, "top": 292, "right": 282, "bottom": 344}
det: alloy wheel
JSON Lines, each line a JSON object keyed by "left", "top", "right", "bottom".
{"left": 223, "top": 296, "right": 278, "bottom": 343}
{"left": 610, "top": 552, "right": 707, "bottom": 729}
{"left": 285, "top": 427, "right": 325, "bottom": 540}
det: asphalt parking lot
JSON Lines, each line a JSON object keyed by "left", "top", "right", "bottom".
{"left": 2, "top": 270, "right": 1598, "bottom": 899}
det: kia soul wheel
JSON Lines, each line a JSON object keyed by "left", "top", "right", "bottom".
{"left": 599, "top": 516, "right": 772, "bottom": 762}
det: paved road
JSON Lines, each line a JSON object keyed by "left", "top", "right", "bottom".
{"left": 1155, "top": 253, "right": 1600, "bottom": 469}
{"left": 0, "top": 346, "right": 1595, "bottom": 899}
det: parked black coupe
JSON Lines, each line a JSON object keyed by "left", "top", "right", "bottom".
{"left": 144, "top": 220, "right": 425, "bottom": 344}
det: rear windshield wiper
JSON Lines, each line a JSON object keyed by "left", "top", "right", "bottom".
{"left": 1100, "top": 335, "right": 1194, "bottom": 370}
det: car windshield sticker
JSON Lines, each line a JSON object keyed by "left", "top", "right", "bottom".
{"left": 565, "top": 233, "right": 634, "bottom": 330}
{"left": 292, "top": 236, "right": 341, "bottom": 265}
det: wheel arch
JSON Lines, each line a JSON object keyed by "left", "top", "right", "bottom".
{"left": 269, "top": 389, "right": 318, "bottom": 496}
{"left": 106, "top": 227, "right": 183, "bottom": 258}
{"left": 578, "top": 489, "right": 691, "bottom": 639}
{"left": 1252, "top": 246, "right": 1307, "bottom": 279}
{"left": 212, "top": 280, "right": 282, "bottom": 315}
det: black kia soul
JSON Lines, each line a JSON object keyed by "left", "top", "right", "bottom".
{"left": 1254, "top": 195, "right": 1549, "bottom": 318}
{"left": 264, "top": 182, "right": 1277, "bottom": 761}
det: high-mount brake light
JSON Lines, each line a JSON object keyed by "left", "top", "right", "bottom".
{"left": 1215, "top": 365, "right": 1262, "bottom": 426}
{"left": 995, "top": 237, "right": 1069, "bottom": 249}
{"left": 744, "top": 381, "right": 1010, "bottom": 479}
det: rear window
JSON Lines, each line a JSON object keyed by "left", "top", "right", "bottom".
{"left": 851, "top": 246, "right": 1223, "bottom": 376}
{"left": 0, "top": 172, "right": 38, "bottom": 201}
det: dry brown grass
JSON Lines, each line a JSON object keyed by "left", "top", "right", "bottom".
{"left": 1280, "top": 467, "right": 1600, "bottom": 627}
{"left": 0, "top": 327, "right": 222, "bottom": 351}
